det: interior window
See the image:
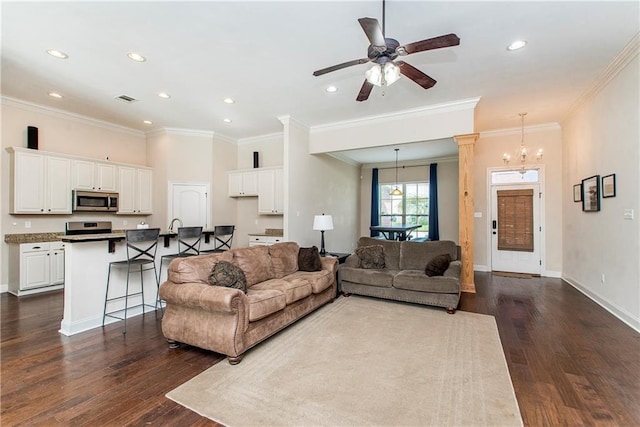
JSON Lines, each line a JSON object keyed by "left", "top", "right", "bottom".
{"left": 379, "top": 182, "right": 429, "bottom": 239}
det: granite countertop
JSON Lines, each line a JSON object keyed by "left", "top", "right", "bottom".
{"left": 4, "top": 232, "right": 65, "bottom": 244}
{"left": 247, "top": 228, "right": 284, "bottom": 237}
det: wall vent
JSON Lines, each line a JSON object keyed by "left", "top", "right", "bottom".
{"left": 115, "top": 94, "right": 137, "bottom": 103}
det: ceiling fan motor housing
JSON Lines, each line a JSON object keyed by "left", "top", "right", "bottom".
{"left": 368, "top": 38, "right": 400, "bottom": 61}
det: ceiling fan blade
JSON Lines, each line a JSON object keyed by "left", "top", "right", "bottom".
{"left": 356, "top": 80, "right": 374, "bottom": 102}
{"left": 397, "top": 33, "right": 460, "bottom": 56}
{"left": 396, "top": 61, "right": 436, "bottom": 89}
{"left": 358, "top": 17, "right": 387, "bottom": 51}
{"left": 313, "top": 58, "right": 370, "bottom": 76}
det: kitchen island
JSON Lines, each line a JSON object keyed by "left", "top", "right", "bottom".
{"left": 59, "top": 229, "right": 218, "bottom": 336}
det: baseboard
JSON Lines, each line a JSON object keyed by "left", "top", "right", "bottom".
{"left": 563, "top": 275, "right": 640, "bottom": 333}
{"left": 543, "top": 270, "right": 562, "bottom": 278}
{"left": 474, "top": 264, "right": 489, "bottom": 272}
{"left": 0, "top": 284, "right": 7, "bottom": 293}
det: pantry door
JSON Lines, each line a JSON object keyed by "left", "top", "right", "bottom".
{"left": 169, "top": 182, "right": 210, "bottom": 228}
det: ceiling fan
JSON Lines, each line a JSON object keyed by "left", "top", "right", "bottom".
{"left": 312, "top": 0, "right": 460, "bottom": 102}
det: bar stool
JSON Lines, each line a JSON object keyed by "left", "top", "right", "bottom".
{"left": 202, "top": 225, "right": 235, "bottom": 253}
{"left": 158, "top": 226, "right": 203, "bottom": 285}
{"left": 103, "top": 228, "right": 161, "bottom": 334}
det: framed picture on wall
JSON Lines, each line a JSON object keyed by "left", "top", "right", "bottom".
{"left": 582, "top": 175, "right": 600, "bottom": 212}
{"left": 573, "top": 184, "right": 582, "bottom": 202}
{"left": 602, "top": 174, "right": 616, "bottom": 198}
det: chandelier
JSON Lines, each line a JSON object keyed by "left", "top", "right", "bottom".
{"left": 502, "top": 112, "right": 543, "bottom": 174}
{"left": 390, "top": 148, "right": 403, "bottom": 196}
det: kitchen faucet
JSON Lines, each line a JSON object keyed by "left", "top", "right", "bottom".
{"left": 168, "top": 218, "right": 183, "bottom": 233}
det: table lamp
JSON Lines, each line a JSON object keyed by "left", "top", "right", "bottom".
{"left": 313, "top": 214, "right": 334, "bottom": 255}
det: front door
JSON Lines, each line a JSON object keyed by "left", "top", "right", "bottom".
{"left": 169, "top": 183, "right": 209, "bottom": 228}
{"left": 491, "top": 183, "right": 541, "bottom": 275}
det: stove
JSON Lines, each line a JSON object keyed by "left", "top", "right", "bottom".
{"left": 65, "top": 221, "right": 113, "bottom": 235}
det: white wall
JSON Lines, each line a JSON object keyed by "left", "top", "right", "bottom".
{"left": 360, "top": 160, "right": 459, "bottom": 242}
{"left": 283, "top": 117, "right": 360, "bottom": 253}
{"left": 562, "top": 52, "right": 639, "bottom": 331}
{"left": 1, "top": 98, "right": 148, "bottom": 288}
{"left": 474, "top": 125, "right": 564, "bottom": 275}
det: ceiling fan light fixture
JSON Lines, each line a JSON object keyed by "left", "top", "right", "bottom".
{"left": 384, "top": 62, "right": 401, "bottom": 86}
{"left": 365, "top": 64, "right": 383, "bottom": 86}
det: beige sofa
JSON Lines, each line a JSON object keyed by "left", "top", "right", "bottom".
{"left": 159, "top": 242, "right": 337, "bottom": 364}
{"left": 339, "top": 237, "right": 461, "bottom": 313}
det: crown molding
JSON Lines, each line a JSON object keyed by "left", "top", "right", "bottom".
{"left": 1, "top": 96, "right": 144, "bottom": 137}
{"left": 278, "top": 114, "right": 309, "bottom": 131}
{"left": 480, "top": 122, "right": 561, "bottom": 138}
{"left": 563, "top": 32, "right": 640, "bottom": 122}
{"left": 237, "top": 132, "right": 283, "bottom": 145}
{"left": 325, "top": 152, "right": 361, "bottom": 167}
{"left": 310, "top": 97, "right": 481, "bottom": 134}
{"left": 153, "top": 127, "right": 215, "bottom": 138}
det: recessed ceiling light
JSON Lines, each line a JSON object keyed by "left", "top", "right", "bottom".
{"left": 507, "top": 40, "right": 527, "bottom": 51}
{"left": 48, "top": 92, "right": 63, "bottom": 98}
{"left": 158, "top": 92, "right": 171, "bottom": 99}
{"left": 47, "top": 49, "right": 68, "bottom": 59}
{"left": 223, "top": 97, "right": 235, "bottom": 104}
{"left": 326, "top": 86, "right": 338, "bottom": 93}
{"left": 223, "top": 118, "right": 232, "bottom": 123}
{"left": 143, "top": 120, "right": 153, "bottom": 125}
{"left": 127, "top": 52, "right": 146, "bottom": 62}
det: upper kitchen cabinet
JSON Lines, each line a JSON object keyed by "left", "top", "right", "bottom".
{"left": 258, "top": 168, "right": 284, "bottom": 214}
{"left": 228, "top": 170, "right": 258, "bottom": 197}
{"left": 118, "top": 166, "right": 153, "bottom": 214}
{"left": 8, "top": 148, "right": 72, "bottom": 214}
{"left": 72, "top": 160, "right": 117, "bottom": 191}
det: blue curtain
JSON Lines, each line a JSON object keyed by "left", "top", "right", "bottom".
{"left": 428, "top": 163, "right": 439, "bottom": 240}
{"left": 370, "top": 168, "right": 380, "bottom": 237}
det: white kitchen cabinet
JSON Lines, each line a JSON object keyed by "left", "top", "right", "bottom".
{"left": 228, "top": 170, "right": 258, "bottom": 197}
{"left": 8, "top": 242, "right": 65, "bottom": 296}
{"left": 72, "top": 160, "right": 117, "bottom": 191}
{"left": 258, "top": 168, "right": 284, "bottom": 214}
{"left": 9, "top": 149, "right": 72, "bottom": 214}
{"left": 248, "top": 235, "right": 283, "bottom": 246}
{"left": 118, "top": 166, "right": 153, "bottom": 214}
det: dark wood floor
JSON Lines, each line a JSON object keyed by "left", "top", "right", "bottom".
{"left": 2, "top": 273, "right": 639, "bottom": 426}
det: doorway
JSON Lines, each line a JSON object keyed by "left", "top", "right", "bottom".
{"left": 489, "top": 169, "right": 543, "bottom": 275}
{"left": 168, "top": 182, "right": 210, "bottom": 228}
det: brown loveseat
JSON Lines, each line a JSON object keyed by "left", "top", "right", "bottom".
{"left": 159, "top": 242, "right": 337, "bottom": 364}
{"left": 339, "top": 237, "right": 461, "bottom": 313}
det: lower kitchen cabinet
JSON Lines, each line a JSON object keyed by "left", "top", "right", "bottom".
{"left": 9, "top": 242, "right": 65, "bottom": 296}
{"left": 248, "top": 235, "right": 283, "bottom": 246}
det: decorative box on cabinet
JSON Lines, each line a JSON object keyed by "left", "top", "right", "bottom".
{"left": 117, "top": 166, "right": 153, "bottom": 214}
{"left": 258, "top": 168, "right": 284, "bottom": 214}
{"left": 8, "top": 148, "right": 72, "bottom": 214}
{"left": 72, "top": 160, "right": 117, "bottom": 191}
{"left": 228, "top": 170, "right": 258, "bottom": 197}
{"left": 8, "top": 242, "right": 65, "bottom": 296}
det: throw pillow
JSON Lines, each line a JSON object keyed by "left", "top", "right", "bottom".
{"left": 298, "top": 246, "right": 322, "bottom": 272}
{"left": 208, "top": 261, "right": 247, "bottom": 293}
{"left": 356, "top": 245, "right": 385, "bottom": 269}
{"left": 425, "top": 254, "right": 452, "bottom": 277}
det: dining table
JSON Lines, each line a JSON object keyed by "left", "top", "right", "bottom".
{"left": 369, "top": 224, "right": 421, "bottom": 241}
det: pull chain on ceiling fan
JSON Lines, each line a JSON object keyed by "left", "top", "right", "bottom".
{"left": 313, "top": 0, "right": 460, "bottom": 102}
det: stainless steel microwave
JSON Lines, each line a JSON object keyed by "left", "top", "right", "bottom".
{"left": 72, "top": 190, "right": 119, "bottom": 212}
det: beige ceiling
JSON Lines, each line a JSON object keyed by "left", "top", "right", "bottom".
{"left": 2, "top": 1, "right": 638, "bottom": 162}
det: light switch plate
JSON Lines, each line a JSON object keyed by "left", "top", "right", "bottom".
{"left": 624, "top": 209, "right": 634, "bottom": 220}
{"left": 474, "top": 212, "right": 482, "bottom": 218}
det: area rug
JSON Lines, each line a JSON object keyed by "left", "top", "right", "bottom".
{"left": 166, "top": 296, "right": 523, "bottom": 427}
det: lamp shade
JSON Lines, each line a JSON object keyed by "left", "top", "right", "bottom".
{"left": 313, "top": 214, "right": 334, "bottom": 231}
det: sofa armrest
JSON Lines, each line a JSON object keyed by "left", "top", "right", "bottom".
{"left": 320, "top": 256, "right": 339, "bottom": 275}
{"left": 343, "top": 254, "right": 359, "bottom": 268}
{"left": 444, "top": 260, "right": 462, "bottom": 280}
{"left": 159, "top": 281, "right": 248, "bottom": 313}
